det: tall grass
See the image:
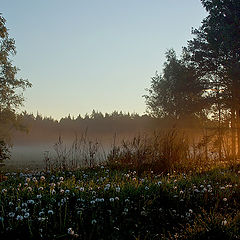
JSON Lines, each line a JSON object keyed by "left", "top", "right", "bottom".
{"left": 44, "top": 131, "right": 105, "bottom": 171}
{"left": 44, "top": 128, "right": 238, "bottom": 174}
{"left": 107, "top": 129, "right": 190, "bottom": 174}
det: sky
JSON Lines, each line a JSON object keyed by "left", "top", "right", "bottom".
{"left": 1, "top": 0, "right": 207, "bottom": 120}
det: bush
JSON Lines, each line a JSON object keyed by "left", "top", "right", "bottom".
{"left": 107, "top": 129, "right": 190, "bottom": 174}
{"left": 0, "top": 140, "right": 10, "bottom": 163}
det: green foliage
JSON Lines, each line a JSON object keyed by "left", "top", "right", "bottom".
{"left": 144, "top": 49, "right": 207, "bottom": 119}
{"left": 0, "top": 140, "right": 10, "bottom": 162}
{"left": 1, "top": 167, "right": 240, "bottom": 239}
{"left": 0, "top": 14, "right": 31, "bottom": 160}
{"left": 185, "top": 0, "right": 240, "bottom": 110}
{"left": 0, "top": 14, "right": 31, "bottom": 112}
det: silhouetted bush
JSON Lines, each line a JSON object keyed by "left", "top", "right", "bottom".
{"left": 106, "top": 129, "right": 190, "bottom": 174}
{"left": 0, "top": 140, "right": 10, "bottom": 163}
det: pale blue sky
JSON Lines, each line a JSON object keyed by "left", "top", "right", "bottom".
{"left": 2, "top": 0, "right": 207, "bottom": 120}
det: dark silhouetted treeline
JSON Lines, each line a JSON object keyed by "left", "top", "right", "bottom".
{"left": 12, "top": 110, "right": 206, "bottom": 145}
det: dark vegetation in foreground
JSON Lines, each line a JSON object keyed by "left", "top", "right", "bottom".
{"left": 1, "top": 163, "right": 240, "bottom": 240}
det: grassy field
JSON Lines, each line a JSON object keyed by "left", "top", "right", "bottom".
{"left": 1, "top": 165, "right": 240, "bottom": 239}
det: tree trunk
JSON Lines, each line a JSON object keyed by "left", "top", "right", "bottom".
{"left": 237, "top": 108, "right": 240, "bottom": 159}
{"left": 231, "top": 107, "right": 236, "bottom": 159}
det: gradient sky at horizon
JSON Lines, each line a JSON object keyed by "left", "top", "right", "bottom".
{"left": 2, "top": 0, "right": 207, "bottom": 120}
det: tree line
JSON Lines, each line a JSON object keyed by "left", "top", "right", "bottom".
{"left": 145, "top": 0, "right": 240, "bottom": 159}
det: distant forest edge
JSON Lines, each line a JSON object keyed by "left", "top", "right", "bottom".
{"left": 12, "top": 110, "right": 218, "bottom": 145}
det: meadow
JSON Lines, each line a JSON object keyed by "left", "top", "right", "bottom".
{"left": 1, "top": 130, "right": 240, "bottom": 240}
{"left": 1, "top": 164, "right": 240, "bottom": 240}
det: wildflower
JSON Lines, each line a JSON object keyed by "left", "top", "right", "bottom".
{"left": 39, "top": 211, "right": 44, "bottom": 217}
{"left": 65, "top": 189, "right": 70, "bottom": 194}
{"left": 27, "top": 200, "right": 35, "bottom": 204}
{"left": 115, "top": 197, "right": 119, "bottom": 201}
{"left": 222, "top": 219, "right": 227, "bottom": 226}
{"left": 141, "top": 211, "right": 147, "bottom": 216}
{"left": 16, "top": 215, "right": 23, "bottom": 221}
{"left": 116, "top": 187, "right": 121, "bottom": 192}
{"left": 223, "top": 198, "right": 227, "bottom": 202}
{"left": 68, "top": 228, "right": 74, "bottom": 235}
{"left": 109, "top": 198, "right": 114, "bottom": 202}
{"left": 9, "top": 201, "right": 14, "bottom": 206}
{"left": 157, "top": 181, "right": 162, "bottom": 185}
{"left": 27, "top": 187, "right": 32, "bottom": 192}
{"left": 8, "top": 212, "right": 15, "bottom": 218}
{"left": 37, "top": 194, "right": 42, "bottom": 199}
{"left": 90, "top": 200, "right": 95, "bottom": 205}
{"left": 50, "top": 189, "right": 56, "bottom": 194}
{"left": 59, "top": 177, "right": 64, "bottom": 181}
{"left": 24, "top": 212, "right": 30, "bottom": 218}
{"left": 38, "top": 187, "right": 43, "bottom": 191}
{"left": 48, "top": 210, "right": 54, "bottom": 215}
{"left": 91, "top": 219, "right": 97, "bottom": 224}
{"left": 22, "top": 203, "right": 27, "bottom": 208}
{"left": 145, "top": 186, "right": 149, "bottom": 190}
{"left": 1, "top": 189, "right": 7, "bottom": 194}
{"left": 26, "top": 177, "right": 31, "bottom": 183}
{"left": 15, "top": 206, "right": 21, "bottom": 211}
{"left": 79, "top": 187, "right": 84, "bottom": 192}
{"left": 40, "top": 176, "right": 45, "bottom": 181}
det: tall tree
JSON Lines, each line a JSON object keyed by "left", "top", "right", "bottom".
{"left": 0, "top": 14, "right": 31, "bottom": 159}
{"left": 185, "top": 0, "right": 240, "bottom": 157}
{"left": 145, "top": 49, "right": 207, "bottom": 120}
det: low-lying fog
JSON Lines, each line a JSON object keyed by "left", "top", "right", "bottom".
{"left": 6, "top": 133, "right": 130, "bottom": 170}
